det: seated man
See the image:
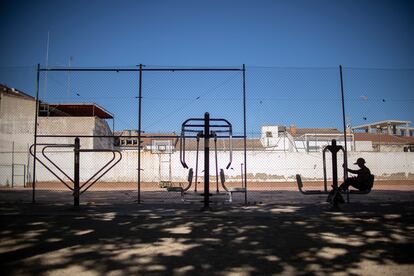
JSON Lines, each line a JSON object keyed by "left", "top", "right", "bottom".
{"left": 340, "top": 158, "right": 372, "bottom": 191}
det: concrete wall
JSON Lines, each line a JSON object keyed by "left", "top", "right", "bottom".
{"left": 1, "top": 93, "right": 413, "bottom": 186}
{"left": 15, "top": 150, "right": 413, "bottom": 187}
{"left": 0, "top": 149, "right": 30, "bottom": 187}
{"left": 246, "top": 151, "right": 413, "bottom": 182}
{"left": 0, "top": 93, "right": 35, "bottom": 186}
{"left": 0, "top": 94, "right": 35, "bottom": 152}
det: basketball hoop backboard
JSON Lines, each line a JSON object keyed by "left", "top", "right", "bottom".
{"left": 151, "top": 140, "right": 173, "bottom": 154}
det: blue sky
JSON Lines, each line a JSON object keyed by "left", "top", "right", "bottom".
{"left": 0, "top": 0, "right": 413, "bottom": 134}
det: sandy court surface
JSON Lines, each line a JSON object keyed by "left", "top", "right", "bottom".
{"left": 3, "top": 179, "right": 411, "bottom": 205}
{"left": 1, "top": 182, "right": 414, "bottom": 275}
{"left": 0, "top": 180, "right": 413, "bottom": 204}
{"left": 0, "top": 199, "right": 413, "bottom": 275}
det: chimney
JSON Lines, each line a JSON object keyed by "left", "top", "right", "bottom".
{"left": 290, "top": 124, "right": 297, "bottom": 136}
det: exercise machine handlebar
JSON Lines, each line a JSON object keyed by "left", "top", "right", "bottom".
{"left": 179, "top": 118, "right": 233, "bottom": 171}
{"left": 30, "top": 138, "right": 122, "bottom": 206}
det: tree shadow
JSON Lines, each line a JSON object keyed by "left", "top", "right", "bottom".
{"left": 0, "top": 199, "right": 413, "bottom": 275}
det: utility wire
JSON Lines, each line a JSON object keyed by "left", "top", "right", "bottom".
{"left": 145, "top": 72, "right": 240, "bottom": 130}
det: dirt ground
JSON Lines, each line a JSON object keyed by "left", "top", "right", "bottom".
{"left": 29, "top": 179, "right": 414, "bottom": 190}
{"left": 0, "top": 185, "right": 413, "bottom": 275}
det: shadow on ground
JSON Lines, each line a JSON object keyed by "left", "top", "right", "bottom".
{"left": 0, "top": 198, "right": 413, "bottom": 275}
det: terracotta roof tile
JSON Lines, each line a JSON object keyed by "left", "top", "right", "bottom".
{"left": 178, "top": 138, "right": 264, "bottom": 151}
{"left": 354, "top": 133, "right": 413, "bottom": 144}
{"left": 287, "top": 128, "right": 341, "bottom": 137}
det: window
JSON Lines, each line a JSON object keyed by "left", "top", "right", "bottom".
{"left": 266, "top": 131, "right": 273, "bottom": 138}
{"left": 308, "top": 146, "right": 320, "bottom": 152}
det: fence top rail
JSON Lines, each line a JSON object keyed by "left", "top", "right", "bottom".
{"left": 35, "top": 143, "right": 75, "bottom": 147}
{"left": 38, "top": 67, "right": 243, "bottom": 72}
{"left": 36, "top": 134, "right": 246, "bottom": 139}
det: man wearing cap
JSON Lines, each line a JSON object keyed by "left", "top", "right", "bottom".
{"left": 340, "top": 158, "right": 372, "bottom": 191}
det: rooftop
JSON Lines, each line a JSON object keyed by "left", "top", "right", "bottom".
{"left": 40, "top": 103, "right": 114, "bottom": 119}
{"left": 352, "top": 120, "right": 412, "bottom": 130}
{"left": 0, "top": 84, "right": 35, "bottom": 100}
{"left": 354, "top": 133, "right": 414, "bottom": 144}
{"left": 286, "top": 127, "right": 342, "bottom": 137}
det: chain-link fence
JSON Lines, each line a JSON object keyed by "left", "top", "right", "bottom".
{"left": 246, "top": 66, "right": 413, "bottom": 199}
{"left": 30, "top": 66, "right": 245, "bottom": 205}
{"left": 0, "top": 65, "right": 413, "bottom": 205}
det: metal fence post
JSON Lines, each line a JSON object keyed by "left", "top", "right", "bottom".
{"left": 242, "top": 64, "right": 247, "bottom": 205}
{"left": 32, "top": 64, "right": 40, "bottom": 203}
{"left": 137, "top": 64, "right": 143, "bottom": 204}
{"left": 340, "top": 65, "right": 348, "bottom": 180}
{"left": 74, "top": 137, "right": 80, "bottom": 206}
{"left": 331, "top": 139, "right": 338, "bottom": 189}
{"left": 11, "top": 141, "right": 14, "bottom": 188}
{"left": 204, "top": 112, "right": 210, "bottom": 209}
{"left": 23, "top": 165, "right": 26, "bottom": 187}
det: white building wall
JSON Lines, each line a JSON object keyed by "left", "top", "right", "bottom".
{"left": 37, "top": 117, "right": 113, "bottom": 149}
{"left": 0, "top": 94, "right": 35, "bottom": 151}
{"left": 0, "top": 94, "right": 113, "bottom": 186}
{"left": 260, "top": 126, "right": 279, "bottom": 147}
{"left": 354, "top": 141, "right": 373, "bottom": 151}
{"left": 0, "top": 94, "right": 35, "bottom": 186}
{"left": 260, "top": 126, "right": 295, "bottom": 151}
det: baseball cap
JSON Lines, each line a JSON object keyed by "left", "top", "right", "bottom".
{"left": 354, "top": 158, "right": 366, "bottom": 165}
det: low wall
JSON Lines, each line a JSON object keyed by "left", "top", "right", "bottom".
{"left": 0, "top": 150, "right": 413, "bottom": 186}
{"left": 244, "top": 151, "right": 413, "bottom": 181}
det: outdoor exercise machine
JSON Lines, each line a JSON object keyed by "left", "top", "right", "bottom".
{"left": 213, "top": 132, "right": 246, "bottom": 202}
{"left": 220, "top": 167, "right": 246, "bottom": 203}
{"left": 296, "top": 139, "right": 374, "bottom": 206}
{"left": 170, "top": 126, "right": 246, "bottom": 203}
{"left": 165, "top": 132, "right": 200, "bottom": 200}
{"left": 296, "top": 139, "right": 345, "bottom": 207}
{"left": 179, "top": 112, "right": 234, "bottom": 209}
{"left": 166, "top": 168, "right": 193, "bottom": 201}
{"left": 30, "top": 137, "right": 122, "bottom": 206}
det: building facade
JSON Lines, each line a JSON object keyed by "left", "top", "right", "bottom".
{"left": 0, "top": 84, "right": 114, "bottom": 186}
